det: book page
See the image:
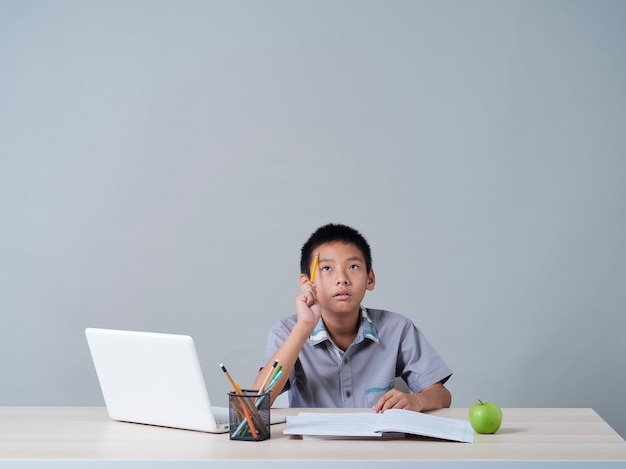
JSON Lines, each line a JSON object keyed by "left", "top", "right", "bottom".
{"left": 284, "top": 412, "right": 383, "bottom": 437}
{"left": 284, "top": 410, "right": 473, "bottom": 442}
{"left": 374, "top": 409, "right": 474, "bottom": 443}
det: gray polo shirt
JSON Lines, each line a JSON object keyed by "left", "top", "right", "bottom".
{"left": 261, "top": 307, "right": 452, "bottom": 408}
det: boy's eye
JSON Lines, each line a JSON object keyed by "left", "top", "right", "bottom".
{"left": 349, "top": 264, "right": 359, "bottom": 270}
{"left": 321, "top": 266, "right": 331, "bottom": 272}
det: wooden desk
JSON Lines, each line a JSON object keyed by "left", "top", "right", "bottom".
{"left": 1, "top": 407, "right": 625, "bottom": 468}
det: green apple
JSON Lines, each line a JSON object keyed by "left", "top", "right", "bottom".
{"left": 468, "top": 400, "right": 502, "bottom": 434}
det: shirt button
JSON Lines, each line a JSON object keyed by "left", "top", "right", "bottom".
{"left": 343, "top": 357, "right": 349, "bottom": 364}
{"left": 346, "top": 391, "right": 352, "bottom": 398}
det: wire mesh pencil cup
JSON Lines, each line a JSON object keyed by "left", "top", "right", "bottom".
{"left": 228, "top": 389, "right": 271, "bottom": 441}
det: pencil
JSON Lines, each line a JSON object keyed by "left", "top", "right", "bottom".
{"left": 273, "top": 364, "right": 283, "bottom": 380}
{"left": 219, "top": 363, "right": 242, "bottom": 393}
{"left": 258, "top": 359, "right": 279, "bottom": 395}
{"left": 265, "top": 369, "right": 283, "bottom": 393}
{"left": 310, "top": 251, "right": 319, "bottom": 283}
{"left": 220, "top": 364, "right": 259, "bottom": 439}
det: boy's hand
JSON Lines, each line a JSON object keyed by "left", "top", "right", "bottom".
{"left": 295, "top": 275, "right": 322, "bottom": 333}
{"left": 372, "top": 390, "right": 424, "bottom": 413}
{"left": 372, "top": 382, "right": 451, "bottom": 413}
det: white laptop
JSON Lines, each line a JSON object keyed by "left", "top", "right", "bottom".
{"left": 85, "top": 327, "right": 285, "bottom": 433}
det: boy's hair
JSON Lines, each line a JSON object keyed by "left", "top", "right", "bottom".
{"left": 300, "top": 223, "right": 373, "bottom": 276}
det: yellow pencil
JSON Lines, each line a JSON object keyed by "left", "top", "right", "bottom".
{"left": 219, "top": 363, "right": 241, "bottom": 392}
{"left": 310, "top": 252, "right": 319, "bottom": 283}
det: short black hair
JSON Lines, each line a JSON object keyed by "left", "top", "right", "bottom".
{"left": 300, "top": 223, "right": 372, "bottom": 276}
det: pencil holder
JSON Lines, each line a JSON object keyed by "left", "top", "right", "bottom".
{"left": 228, "top": 389, "right": 271, "bottom": 441}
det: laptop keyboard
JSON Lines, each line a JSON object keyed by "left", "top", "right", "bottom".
{"left": 212, "top": 406, "right": 230, "bottom": 426}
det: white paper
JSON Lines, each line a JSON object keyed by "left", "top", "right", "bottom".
{"left": 285, "top": 412, "right": 382, "bottom": 437}
{"left": 284, "top": 410, "right": 473, "bottom": 443}
{"left": 373, "top": 409, "right": 474, "bottom": 443}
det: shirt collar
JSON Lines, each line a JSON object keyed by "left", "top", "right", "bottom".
{"left": 309, "top": 307, "right": 380, "bottom": 345}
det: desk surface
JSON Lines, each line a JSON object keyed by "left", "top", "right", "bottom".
{"left": 2, "top": 407, "right": 626, "bottom": 467}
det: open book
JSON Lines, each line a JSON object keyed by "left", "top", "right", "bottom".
{"left": 283, "top": 409, "right": 474, "bottom": 443}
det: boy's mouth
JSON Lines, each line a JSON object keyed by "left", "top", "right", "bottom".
{"left": 333, "top": 290, "right": 351, "bottom": 300}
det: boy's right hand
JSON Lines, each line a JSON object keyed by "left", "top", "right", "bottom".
{"left": 295, "top": 275, "right": 322, "bottom": 333}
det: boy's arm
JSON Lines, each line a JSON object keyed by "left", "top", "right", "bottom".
{"left": 251, "top": 322, "right": 310, "bottom": 405}
{"left": 252, "top": 276, "right": 321, "bottom": 406}
{"left": 372, "top": 382, "right": 452, "bottom": 413}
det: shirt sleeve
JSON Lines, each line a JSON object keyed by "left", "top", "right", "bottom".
{"left": 260, "top": 316, "right": 295, "bottom": 367}
{"left": 399, "top": 321, "right": 452, "bottom": 392}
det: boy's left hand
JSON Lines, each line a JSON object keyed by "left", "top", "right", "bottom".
{"left": 372, "top": 389, "right": 424, "bottom": 413}
{"left": 372, "top": 382, "right": 451, "bottom": 413}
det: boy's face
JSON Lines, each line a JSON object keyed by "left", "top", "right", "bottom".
{"left": 306, "top": 241, "right": 375, "bottom": 316}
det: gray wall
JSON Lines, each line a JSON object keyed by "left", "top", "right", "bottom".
{"left": 2, "top": 0, "right": 625, "bottom": 438}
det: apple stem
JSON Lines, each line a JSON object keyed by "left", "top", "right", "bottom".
{"left": 478, "top": 399, "right": 484, "bottom": 405}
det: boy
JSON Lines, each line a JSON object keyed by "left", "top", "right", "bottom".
{"left": 253, "top": 223, "right": 452, "bottom": 413}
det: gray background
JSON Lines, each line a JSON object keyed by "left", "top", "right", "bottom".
{"left": 1, "top": 0, "right": 625, "bottom": 438}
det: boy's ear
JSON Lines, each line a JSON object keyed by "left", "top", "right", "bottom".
{"left": 299, "top": 273, "right": 310, "bottom": 285}
{"left": 367, "top": 269, "right": 376, "bottom": 291}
